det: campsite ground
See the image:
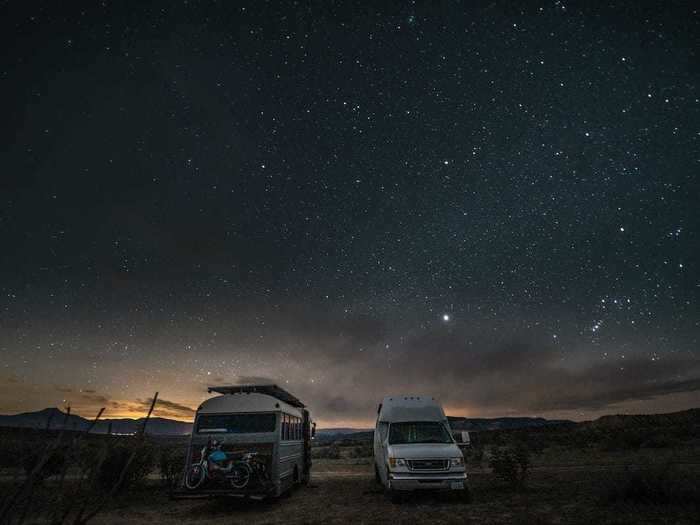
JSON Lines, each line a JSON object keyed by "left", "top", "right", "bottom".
{"left": 88, "top": 451, "right": 700, "bottom": 525}
{"left": 2, "top": 419, "right": 699, "bottom": 524}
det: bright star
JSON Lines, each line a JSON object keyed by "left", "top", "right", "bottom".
{"left": 442, "top": 314, "right": 450, "bottom": 322}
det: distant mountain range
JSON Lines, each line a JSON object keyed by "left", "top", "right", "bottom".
{"left": 0, "top": 408, "right": 193, "bottom": 435}
{"left": 4, "top": 407, "right": 695, "bottom": 437}
{"left": 447, "top": 416, "right": 573, "bottom": 432}
{"left": 315, "top": 427, "right": 371, "bottom": 436}
{"left": 0, "top": 408, "right": 573, "bottom": 436}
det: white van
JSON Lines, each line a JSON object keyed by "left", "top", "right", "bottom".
{"left": 177, "top": 384, "right": 313, "bottom": 499}
{"left": 373, "top": 395, "right": 469, "bottom": 501}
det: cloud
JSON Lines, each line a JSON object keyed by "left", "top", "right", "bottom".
{"left": 81, "top": 393, "right": 110, "bottom": 405}
{"left": 259, "top": 315, "right": 700, "bottom": 423}
{"left": 136, "top": 397, "right": 196, "bottom": 419}
{"left": 232, "top": 375, "right": 278, "bottom": 386}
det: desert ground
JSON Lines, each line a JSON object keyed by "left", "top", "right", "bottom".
{"left": 88, "top": 452, "right": 700, "bottom": 525}
{"left": 2, "top": 413, "right": 699, "bottom": 524}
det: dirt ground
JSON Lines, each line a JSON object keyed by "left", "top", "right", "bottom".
{"left": 89, "top": 456, "right": 700, "bottom": 525}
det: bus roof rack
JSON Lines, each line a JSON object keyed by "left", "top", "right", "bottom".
{"left": 207, "top": 384, "right": 306, "bottom": 408}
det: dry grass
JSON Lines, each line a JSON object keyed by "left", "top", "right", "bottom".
{"left": 78, "top": 451, "right": 700, "bottom": 525}
{"left": 2, "top": 427, "right": 698, "bottom": 524}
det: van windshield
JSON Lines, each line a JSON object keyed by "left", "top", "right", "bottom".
{"left": 388, "top": 421, "right": 453, "bottom": 444}
{"left": 196, "top": 413, "right": 276, "bottom": 434}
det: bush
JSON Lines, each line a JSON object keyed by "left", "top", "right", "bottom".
{"left": 465, "top": 446, "right": 484, "bottom": 467}
{"left": 489, "top": 443, "right": 530, "bottom": 489}
{"left": 312, "top": 443, "right": 341, "bottom": 459}
{"left": 601, "top": 430, "right": 645, "bottom": 451}
{"left": 348, "top": 444, "right": 373, "bottom": 459}
{"left": 641, "top": 432, "right": 680, "bottom": 449}
{"left": 0, "top": 437, "right": 27, "bottom": 470}
{"left": 605, "top": 463, "right": 700, "bottom": 505}
{"left": 159, "top": 446, "right": 186, "bottom": 489}
{"left": 21, "top": 447, "right": 67, "bottom": 480}
{"left": 98, "top": 442, "right": 155, "bottom": 491}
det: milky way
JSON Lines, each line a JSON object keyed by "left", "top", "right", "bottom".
{"left": 1, "top": 1, "right": 698, "bottom": 425}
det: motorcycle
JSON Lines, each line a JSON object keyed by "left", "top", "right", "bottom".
{"left": 184, "top": 443, "right": 267, "bottom": 491}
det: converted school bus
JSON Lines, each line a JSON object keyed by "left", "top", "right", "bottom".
{"left": 176, "top": 384, "right": 313, "bottom": 499}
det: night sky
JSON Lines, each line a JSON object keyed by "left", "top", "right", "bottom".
{"left": 1, "top": 1, "right": 698, "bottom": 426}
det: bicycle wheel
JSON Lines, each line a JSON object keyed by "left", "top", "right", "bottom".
{"left": 185, "top": 464, "right": 206, "bottom": 490}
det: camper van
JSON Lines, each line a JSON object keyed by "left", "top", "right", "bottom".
{"left": 177, "top": 384, "right": 314, "bottom": 499}
{"left": 373, "top": 395, "right": 469, "bottom": 501}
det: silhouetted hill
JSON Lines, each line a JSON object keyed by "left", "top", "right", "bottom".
{"left": 448, "top": 416, "right": 573, "bottom": 431}
{"left": 0, "top": 408, "right": 192, "bottom": 435}
{"left": 2, "top": 407, "right": 697, "bottom": 440}
{"left": 585, "top": 408, "right": 700, "bottom": 429}
{"left": 317, "top": 427, "right": 371, "bottom": 435}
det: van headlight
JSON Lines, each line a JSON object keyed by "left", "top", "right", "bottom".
{"left": 388, "top": 457, "right": 407, "bottom": 468}
{"left": 449, "top": 457, "right": 464, "bottom": 467}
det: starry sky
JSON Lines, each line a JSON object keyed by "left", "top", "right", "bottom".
{"left": 1, "top": 1, "right": 698, "bottom": 427}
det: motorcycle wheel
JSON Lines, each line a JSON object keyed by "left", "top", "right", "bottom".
{"left": 185, "top": 464, "right": 206, "bottom": 490}
{"left": 229, "top": 463, "right": 252, "bottom": 489}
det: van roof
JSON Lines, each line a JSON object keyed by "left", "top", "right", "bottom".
{"left": 207, "top": 384, "right": 305, "bottom": 408}
{"left": 377, "top": 395, "right": 447, "bottom": 423}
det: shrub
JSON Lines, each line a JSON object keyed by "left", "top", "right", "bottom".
{"left": 489, "top": 443, "right": 530, "bottom": 489}
{"left": 97, "top": 442, "right": 155, "bottom": 491}
{"left": 312, "top": 443, "right": 341, "bottom": 460}
{"left": 601, "top": 430, "right": 645, "bottom": 451}
{"left": 348, "top": 444, "right": 373, "bottom": 459}
{"left": 21, "top": 447, "right": 67, "bottom": 480}
{"left": 159, "top": 446, "right": 187, "bottom": 489}
{"left": 465, "top": 446, "right": 484, "bottom": 467}
{"left": 641, "top": 432, "right": 679, "bottom": 449}
{"left": 0, "top": 437, "right": 26, "bottom": 470}
{"left": 605, "top": 463, "right": 700, "bottom": 505}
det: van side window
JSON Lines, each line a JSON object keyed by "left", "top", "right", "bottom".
{"left": 378, "top": 422, "right": 389, "bottom": 442}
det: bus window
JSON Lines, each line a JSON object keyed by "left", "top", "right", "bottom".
{"left": 196, "top": 413, "right": 276, "bottom": 434}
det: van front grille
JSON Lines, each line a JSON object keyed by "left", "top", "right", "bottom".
{"left": 407, "top": 459, "right": 449, "bottom": 471}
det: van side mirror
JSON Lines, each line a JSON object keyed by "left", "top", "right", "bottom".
{"left": 453, "top": 431, "right": 470, "bottom": 447}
